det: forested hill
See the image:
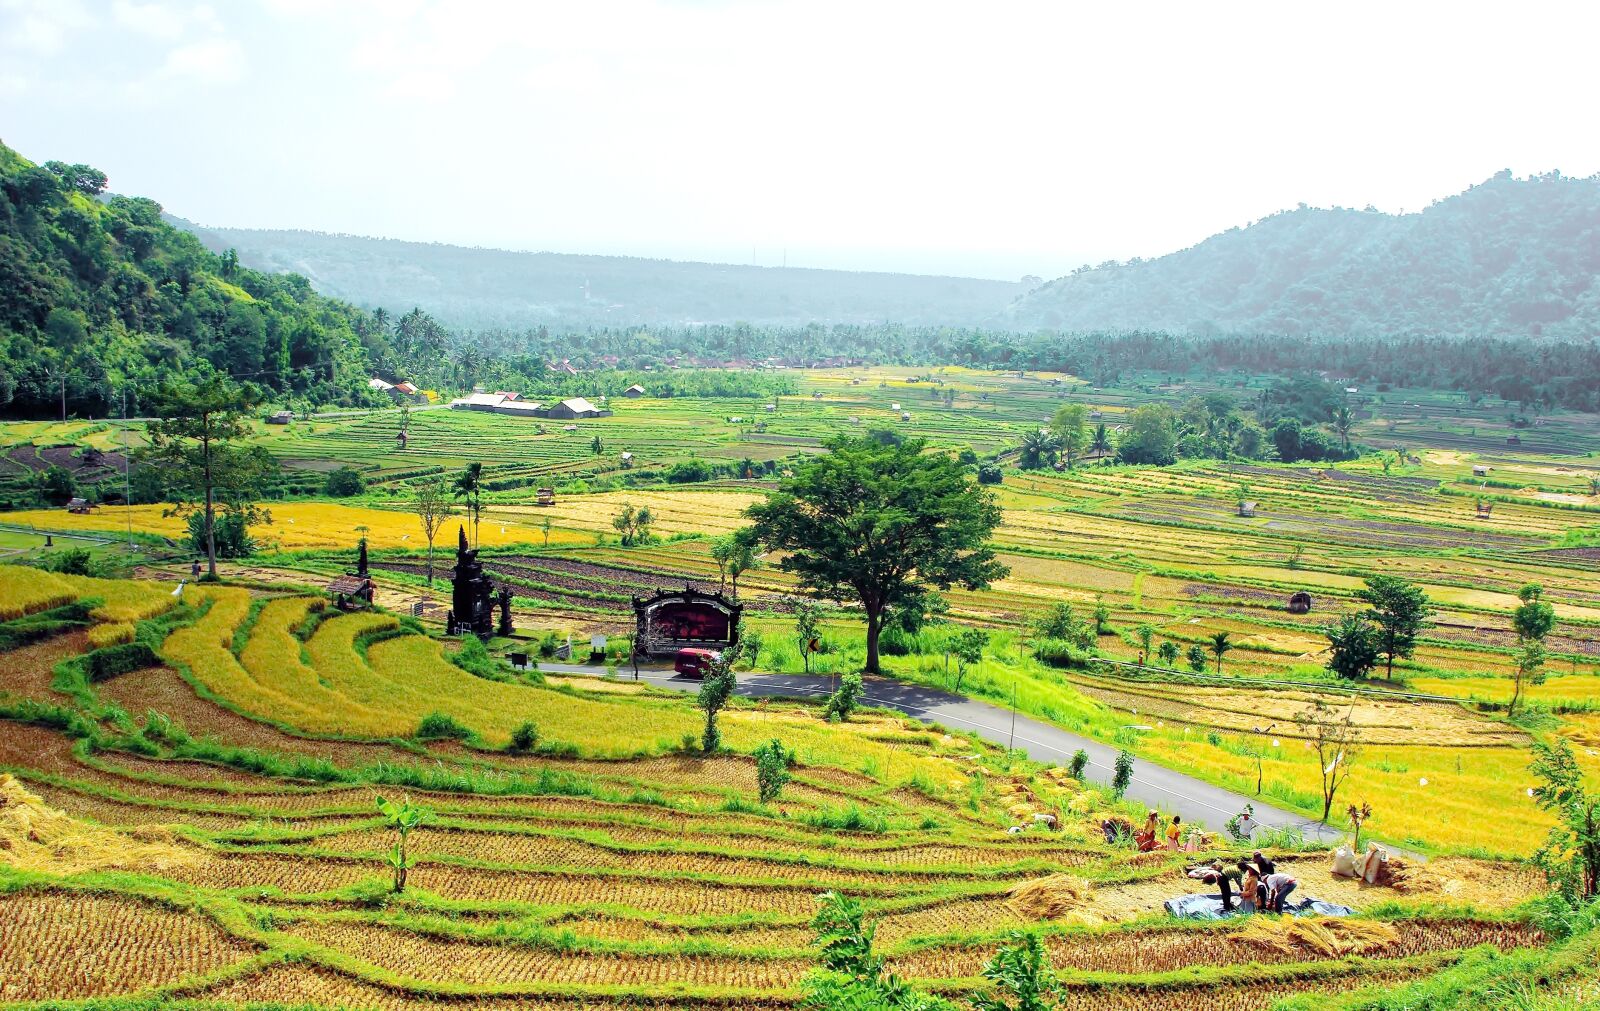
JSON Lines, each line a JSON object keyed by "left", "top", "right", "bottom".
{"left": 0, "top": 140, "right": 391, "bottom": 418}
{"left": 999, "top": 172, "right": 1600, "bottom": 339}
{"left": 171, "top": 222, "right": 1026, "bottom": 330}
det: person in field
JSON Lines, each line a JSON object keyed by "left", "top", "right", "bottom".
{"left": 1165, "top": 814, "right": 1183, "bottom": 850}
{"left": 1135, "top": 810, "right": 1160, "bottom": 851}
{"left": 1237, "top": 859, "right": 1263, "bottom": 913}
{"left": 1253, "top": 850, "right": 1276, "bottom": 876}
{"left": 1264, "top": 871, "right": 1298, "bottom": 913}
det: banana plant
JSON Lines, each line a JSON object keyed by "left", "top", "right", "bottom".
{"left": 376, "top": 794, "right": 429, "bottom": 893}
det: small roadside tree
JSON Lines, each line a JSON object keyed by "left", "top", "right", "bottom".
{"left": 1297, "top": 701, "right": 1362, "bottom": 823}
{"left": 1347, "top": 800, "right": 1373, "bottom": 851}
{"left": 696, "top": 646, "right": 741, "bottom": 752}
{"left": 412, "top": 477, "right": 453, "bottom": 585}
{"left": 950, "top": 627, "right": 988, "bottom": 692}
{"left": 1185, "top": 644, "right": 1208, "bottom": 674}
{"left": 825, "top": 671, "right": 863, "bottom": 722}
{"left": 793, "top": 597, "right": 825, "bottom": 674}
{"left": 1112, "top": 750, "right": 1134, "bottom": 799}
{"left": 753, "top": 738, "right": 794, "bottom": 803}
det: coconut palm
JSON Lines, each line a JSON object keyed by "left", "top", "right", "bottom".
{"left": 1018, "top": 428, "right": 1061, "bottom": 470}
{"left": 1209, "top": 631, "right": 1234, "bottom": 675}
{"left": 1090, "top": 423, "right": 1112, "bottom": 457}
{"left": 1332, "top": 406, "right": 1355, "bottom": 452}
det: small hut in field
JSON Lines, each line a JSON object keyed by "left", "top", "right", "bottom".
{"left": 1238, "top": 500, "right": 1257, "bottom": 517}
{"left": 1287, "top": 591, "right": 1312, "bottom": 615}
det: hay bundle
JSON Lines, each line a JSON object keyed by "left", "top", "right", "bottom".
{"left": 1227, "top": 916, "right": 1398, "bottom": 958}
{"left": 1008, "top": 874, "right": 1091, "bottom": 920}
{"left": 0, "top": 773, "right": 197, "bottom": 874}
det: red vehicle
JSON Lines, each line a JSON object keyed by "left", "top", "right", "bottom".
{"left": 673, "top": 647, "right": 719, "bottom": 678}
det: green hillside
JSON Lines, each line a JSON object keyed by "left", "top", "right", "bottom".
{"left": 0, "top": 140, "right": 392, "bottom": 419}
{"left": 1000, "top": 172, "right": 1600, "bottom": 339}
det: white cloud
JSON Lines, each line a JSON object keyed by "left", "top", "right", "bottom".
{"left": 112, "top": 0, "right": 186, "bottom": 38}
{"left": 0, "top": 0, "right": 92, "bottom": 55}
{"left": 159, "top": 36, "right": 244, "bottom": 82}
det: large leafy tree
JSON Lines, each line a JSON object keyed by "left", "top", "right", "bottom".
{"left": 1049, "top": 404, "right": 1088, "bottom": 469}
{"left": 1116, "top": 404, "right": 1180, "bottom": 465}
{"left": 1529, "top": 738, "right": 1600, "bottom": 901}
{"left": 1354, "top": 575, "right": 1435, "bottom": 679}
{"left": 746, "top": 436, "right": 1007, "bottom": 675}
{"left": 142, "top": 374, "right": 269, "bottom": 579}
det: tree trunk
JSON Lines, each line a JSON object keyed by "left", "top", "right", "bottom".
{"left": 426, "top": 540, "right": 434, "bottom": 586}
{"left": 202, "top": 433, "right": 217, "bottom": 579}
{"left": 60, "top": 376, "right": 67, "bottom": 423}
{"left": 864, "top": 610, "right": 882, "bottom": 675}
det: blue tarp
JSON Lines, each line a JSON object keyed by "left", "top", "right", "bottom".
{"left": 1162, "top": 893, "right": 1355, "bottom": 920}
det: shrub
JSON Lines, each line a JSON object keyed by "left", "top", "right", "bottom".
{"left": 1068, "top": 749, "right": 1089, "bottom": 780}
{"left": 825, "top": 672, "right": 863, "bottom": 722}
{"left": 1031, "top": 637, "right": 1088, "bottom": 669}
{"left": 753, "top": 737, "right": 794, "bottom": 803}
{"left": 36, "top": 547, "right": 94, "bottom": 575}
{"left": 416, "top": 711, "right": 472, "bottom": 741}
{"left": 325, "top": 466, "right": 365, "bottom": 497}
{"left": 509, "top": 721, "right": 540, "bottom": 752}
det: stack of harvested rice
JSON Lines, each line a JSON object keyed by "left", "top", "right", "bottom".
{"left": 0, "top": 773, "right": 196, "bottom": 874}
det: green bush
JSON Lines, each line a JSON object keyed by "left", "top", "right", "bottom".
{"left": 510, "top": 721, "right": 540, "bottom": 752}
{"left": 325, "top": 465, "right": 366, "bottom": 497}
{"left": 1031, "top": 637, "right": 1088, "bottom": 669}
{"left": 416, "top": 711, "right": 472, "bottom": 741}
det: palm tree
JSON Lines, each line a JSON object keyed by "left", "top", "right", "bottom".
{"left": 1332, "top": 406, "right": 1354, "bottom": 452}
{"left": 1018, "top": 428, "right": 1061, "bottom": 470}
{"left": 1090, "top": 423, "right": 1112, "bottom": 458}
{"left": 453, "top": 462, "right": 483, "bottom": 547}
{"left": 1209, "top": 631, "right": 1234, "bottom": 675}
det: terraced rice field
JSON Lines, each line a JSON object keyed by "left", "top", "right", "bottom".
{"left": 0, "top": 570, "right": 1570, "bottom": 1009}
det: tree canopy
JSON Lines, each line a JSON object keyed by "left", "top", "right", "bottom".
{"left": 746, "top": 435, "right": 1007, "bottom": 674}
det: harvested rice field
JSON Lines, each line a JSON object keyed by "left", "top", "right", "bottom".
{"left": 0, "top": 566, "right": 1580, "bottom": 1009}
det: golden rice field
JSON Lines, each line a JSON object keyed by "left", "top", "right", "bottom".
{"left": 0, "top": 569, "right": 1579, "bottom": 1009}
{"left": 1, "top": 503, "right": 592, "bottom": 551}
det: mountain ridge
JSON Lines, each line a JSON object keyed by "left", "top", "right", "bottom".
{"left": 998, "top": 172, "right": 1600, "bottom": 339}
{"left": 170, "top": 219, "right": 1028, "bottom": 331}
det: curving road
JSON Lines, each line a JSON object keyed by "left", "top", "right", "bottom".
{"left": 555, "top": 664, "right": 1359, "bottom": 849}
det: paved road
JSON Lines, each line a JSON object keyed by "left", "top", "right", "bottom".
{"left": 547, "top": 663, "right": 1356, "bottom": 848}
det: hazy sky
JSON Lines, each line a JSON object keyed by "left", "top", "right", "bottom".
{"left": 2, "top": 0, "right": 1597, "bottom": 280}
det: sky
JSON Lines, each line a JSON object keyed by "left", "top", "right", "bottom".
{"left": 2, "top": 0, "right": 1598, "bottom": 281}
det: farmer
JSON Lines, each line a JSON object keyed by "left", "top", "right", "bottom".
{"left": 1253, "top": 850, "right": 1276, "bottom": 876}
{"left": 1135, "top": 810, "right": 1160, "bottom": 851}
{"left": 1264, "top": 871, "right": 1298, "bottom": 913}
{"left": 1165, "top": 814, "right": 1183, "bottom": 850}
{"left": 1210, "top": 860, "right": 1242, "bottom": 912}
{"left": 1237, "top": 859, "right": 1262, "bottom": 913}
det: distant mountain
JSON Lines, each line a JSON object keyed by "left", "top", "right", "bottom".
{"left": 999, "top": 172, "right": 1600, "bottom": 339}
{"left": 169, "top": 222, "right": 1026, "bottom": 330}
